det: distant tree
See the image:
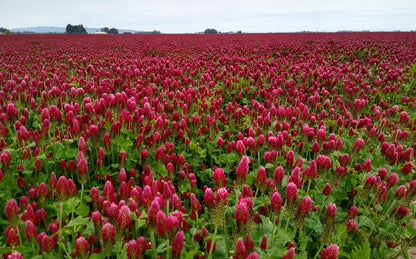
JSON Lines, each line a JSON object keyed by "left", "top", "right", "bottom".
{"left": 101, "top": 27, "right": 109, "bottom": 33}
{"left": 109, "top": 28, "right": 119, "bottom": 34}
{"left": 237, "top": 30, "right": 243, "bottom": 34}
{"left": 151, "top": 30, "right": 161, "bottom": 34}
{"left": 204, "top": 28, "right": 218, "bottom": 34}
{"left": 101, "top": 27, "right": 119, "bottom": 34}
{"left": 0, "top": 27, "right": 11, "bottom": 34}
{"left": 66, "top": 24, "right": 87, "bottom": 34}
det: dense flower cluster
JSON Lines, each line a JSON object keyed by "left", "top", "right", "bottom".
{"left": 1, "top": 32, "right": 416, "bottom": 258}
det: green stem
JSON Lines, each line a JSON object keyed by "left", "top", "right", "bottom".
{"left": 116, "top": 241, "right": 121, "bottom": 259}
{"left": 72, "top": 204, "right": 76, "bottom": 246}
{"left": 284, "top": 215, "right": 290, "bottom": 234}
{"left": 224, "top": 210, "right": 228, "bottom": 257}
{"left": 166, "top": 239, "right": 170, "bottom": 259}
{"left": 306, "top": 180, "right": 312, "bottom": 194}
{"left": 313, "top": 243, "right": 324, "bottom": 259}
{"left": 276, "top": 203, "right": 286, "bottom": 237}
{"left": 258, "top": 150, "right": 261, "bottom": 169}
{"left": 80, "top": 183, "right": 85, "bottom": 208}
{"left": 208, "top": 226, "right": 218, "bottom": 259}
{"left": 151, "top": 231, "right": 157, "bottom": 259}
{"left": 271, "top": 215, "right": 276, "bottom": 246}
{"left": 17, "top": 227, "right": 23, "bottom": 247}
{"left": 58, "top": 202, "right": 64, "bottom": 257}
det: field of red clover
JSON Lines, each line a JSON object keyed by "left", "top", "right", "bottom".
{"left": 0, "top": 32, "right": 416, "bottom": 259}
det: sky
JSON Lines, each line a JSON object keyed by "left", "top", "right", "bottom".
{"left": 1, "top": 0, "right": 416, "bottom": 33}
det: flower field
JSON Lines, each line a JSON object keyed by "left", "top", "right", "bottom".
{"left": 0, "top": 32, "right": 416, "bottom": 258}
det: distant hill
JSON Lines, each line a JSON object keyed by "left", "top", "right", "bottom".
{"left": 10, "top": 26, "right": 153, "bottom": 34}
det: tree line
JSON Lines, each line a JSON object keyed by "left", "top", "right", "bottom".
{"left": 65, "top": 24, "right": 119, "bottom": 34}
{"left": 66, "top": 24, "right": 87, "bottom": 34}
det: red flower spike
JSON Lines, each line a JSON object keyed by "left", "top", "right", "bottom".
{"left": 120, "top": 150, "right": 127, "bottom": 166}
{"left": 286, "top": 150, "right": 295, "bottom": 170}
{"left": 75, "top": 236, "right": 89, "bottom": 259}
{"left": 294, "top": 195, "right": 312, "bottom": 228}
{"left": 346, "top": 220, "right": 358, "bottom": 233}
{"left": 326, "top": 203, "right": 337, "bottom": 220}
{"left": 77, "top": 157, "right": 88, "bottom": 184}
{"left": 247, "top": 252, "right": 259, "bottom": 259}
{"left": 36, "top": 208, "right": 47, "bottom": 226}
{"left": 6, "top": 252, "right": 23, "bottom": 259}
{"left": 37, "top": 182, "right": 47, "bottom": 207}
{"left": 92, "top": 211, "right": 103, "bottom": 237}
{"left": 201, "top": 226, "right": 209, "bottom": 238}
{"left": 312, "top": 141, "right": 320, "bottom": 153}
{"left": 347, "top": 206, "right": 358, "bottom": 219}
{"left": 362, "top": 159, "right": 372, "bottom": 172}
{"left": 5, "top": 199, "right": 19, "bottom": 226}
{"left": 320, "top": 244, "right": 339, "bottom": 259}
{"left": 364, "top": 175, "right": 377, "bottom": 190}
{"left": 34, "top": 158, "right": 42, "bottom": 173}
{"left": 283, "top": 247, "right": 295, "bottom": 259}
{"left": 102, "top": 223, "right": 116, "bottom": 252}
{"left": 49, "top": 172, "right": 57, "bottom": 189}
{"left": 193, "top": 230, "right": 202, "bottom": 242}
{"left": 17, "top": 176, "right": 27, "bottom": 190}
{"left": 147, "top": 200, "right": 160, "bottom": 229}
{"left": 117, "top": 205, "right": 131, "bottom": 231}
{"left": 41, "top": 235, "right": 56, "bottom": 252}
{"left": 255, "top": 168, "right": 268, "bottom": 191}
{"left": 126, "top": 239, "right": 139, "bottom": 259}
{"left": 244, "top": 234, "right": 254, "bottom": 251}
{"left": 25, "top": 220, "right": 37, "bottom": 243}
{"left": 78, "top": 137, "right": 87, "bottom": 153}
{"left": 322, "top": 183, "right": 331, "bottom": 196}
{"left": 66, "top": 179, "right": 77, "bottom": 197}
{"left": 235, "top": 201, "right": 249, "bottom": 233}
{"left": 141, "top": 185, "right": 153, "bottom": 209}
{"left": 260, "top": 234, "right": 268, "bottom": 250}
{"left": 213, "top": 168, "right": 227, "bottom": 188}
{"left": 400, "top": 162, "right": 413, "bottom": 175}
{"left": 206, "top": 239, "right": 216, "bottom": 254}
{"left": 156, "top": 210, "right": 170, "bottom": 238}
{"left": 387, "top": 173, "right": 398, "bottom": 188}
{"left": 88, "top": 234, "right": 97, "bottom": 245}
{"left": 98, "top": 147, "right": 105, "bottom": 160}
{"left": 352, "top": 138, "right": 364, "bottom": 153}
{"left": 7, "top": 227, "right": 19, "bottom": 247}
{"left": 190, "top": 193, "right": 202, "bottom": 212}
{"left": 204, "top": 188, "right": 215, "bottom": 210}
{"left": 234, "top": 238, "right": 247, "bottom": 259}
{"left": 288, "top": 167, "right": 302, "bottom": 188}
{"left": 274, "top": 166, "right": 284, "bottom": 188}
{"left": 242, "top": 184, "right": 253, "bottom": 198}
{"left": 270, "top": 191, "right": 282, "bottom": 215}
{"left": 235, "top": 156, "right": 249, "bottom": 189}
{"left": 322, "top": 203, "right": 337, "bottom": 244}
{"left": 387, "top": 241, "right": 395, "bottom": 248}
{"left": 137, "top": 236, "right": 147, "bottom": 256}
{"left": 285, "top": 182, "right": 298, "bottom": 217}
{"left": 395, "top": 185, "right": 407, "bottom": 199}
{"left": 338, "top": 154, "right": 349, "bottom": 167}
{"left": 171, "top": 231, "right": 184, "bottom": 259}
{"left": 56, "top": 176, "right": 67, "bottom": 201}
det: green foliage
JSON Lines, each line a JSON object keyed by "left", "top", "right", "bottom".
{"left": 204, "top": 28, "right": 219, "bottom": 34}
{"left": 65, "top": 24, "right": 87, "bottom": 34}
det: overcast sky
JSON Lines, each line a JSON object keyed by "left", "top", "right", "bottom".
{"left": 1, "top": 0, "right": 415, "bottom": 33}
